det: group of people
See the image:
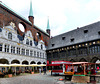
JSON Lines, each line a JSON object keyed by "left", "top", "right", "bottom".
{"left": 39, "top": 67, "right": 47, "bottom": 75}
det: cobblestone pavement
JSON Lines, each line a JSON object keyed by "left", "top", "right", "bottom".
{"left": 0, "top": 72, "right": 72, "bottom": 84}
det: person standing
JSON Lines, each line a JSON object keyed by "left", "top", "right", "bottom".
{"left": 39, "top": 68, "right": 41, "bottom": 74}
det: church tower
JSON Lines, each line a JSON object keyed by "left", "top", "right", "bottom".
{"left": 46, "top": 17, "right": 50, "bottom": 36}
{"left": 28, "top": 0, "right": 34, "bottom": 25}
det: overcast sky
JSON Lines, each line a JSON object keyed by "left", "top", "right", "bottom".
{"left": 1, "top": 0, "right": 100, "bottom": 36}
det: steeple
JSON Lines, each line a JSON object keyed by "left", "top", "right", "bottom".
{"left": 28, "top": 0, "right": 34, "bottom": 25}
{"left": 47, "top": 17, "right": 50, "bottom": 29}
{"left": 29, "top": 0, "right": 33, "bottom": 16}
{"left": 46, "top": 17, "right": 50, "bottom": 36}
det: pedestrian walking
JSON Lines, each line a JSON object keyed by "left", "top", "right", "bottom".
{"left": 39, "top": 68, "right": 41, "bottom": 74}
{"left": 43, "top": 68, "right": 47, "bottom": 75}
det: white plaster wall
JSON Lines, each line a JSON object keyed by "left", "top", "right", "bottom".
{"left": 0, "top": 26, "right": 47, "bottom": 65}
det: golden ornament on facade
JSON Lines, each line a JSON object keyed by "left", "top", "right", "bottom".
{"left": 10, "top": 22, "right": 16, "bottom": 28}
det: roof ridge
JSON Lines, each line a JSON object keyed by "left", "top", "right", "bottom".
{"left": 0, "top": 2, "right": 32, "bottom": 24}
{"left": 0, "top": 2, "right": 49, "bottom": 36}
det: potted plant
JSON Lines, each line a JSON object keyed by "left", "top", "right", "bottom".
{"left": 31, "top": 67, "right": 34, "bottom": 74}
{"left": 8, "top": 68, "right": 12, "bottom": 78}
{"left": 48, "top": 66, "right": 51, "bottom": 72}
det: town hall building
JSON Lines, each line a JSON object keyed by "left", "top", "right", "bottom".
{"left": 0, "top": 1, "right": 50, "bottom": 65}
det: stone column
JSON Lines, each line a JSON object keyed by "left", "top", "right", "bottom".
{"left": 2, "top": 43, "right": 5, "bottom": 52}
{"left": 15, "top": 47, "right": 17, "bottom": 54}
{"left": 20, "top": 48, "right": 21, "bottom": 55}
{"left": 9, "top": 45, "right": 11, "bottom": 53}
{"left": 25, "top": 49, "right": 26, "bottom": 56}
{"left": 29, "top": 50, "right": 30, "bottom": 56}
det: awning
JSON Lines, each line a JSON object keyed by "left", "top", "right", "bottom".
{"left": 47, "top": 64, "right": 61, "bottom": 66}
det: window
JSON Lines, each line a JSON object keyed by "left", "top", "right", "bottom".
{"left": 52, "top": 44, "right": 55, "bottom": 47}
{"left": 5, "top": 45, "right": 9, "bottom": 52}
{"left": 53, "top": 52, "right": 58, "bottom": 58}
{"left": 89, "top": 45, "right": 100, "bottom": 54}
{"left": 70, "top": 38, "right": 74, "bottom": 42}
{"left": 26, "top": 49, "right": 29, "bottom": 56}
{"left": 30, "top": 40, "right": 32, "bottom": 46}
{"left": 98, "top": 31, "right": 100, "bottom": 35}
{"left": 78, "top": 47, "right": 87, "bottom": 55}
{"left": 62, "top": 37, "right": 65, "bottom": 40}
{"left": 47, "top": 53, "right": 51, "bottom": 59}
{"left": 18, "top": 22, "right": 25, "bottom": 32}
{"left": 11, "top": 46, "right": 15, "bottom": 53}
{"left": 34, "top": 51, "right": 36, "bottom": 57}
{"left": 37, "top": 52, "right": 39, "bottom": 57}
{"left": 21, "top": 49, "right": 25, "bottom": 55}
{"left": 30, "top": 50, "right": 33, "bottom": 56}
{"left": 26, "top": 39, "right": 29, "bottom": 45}
{"left": 68, "top": 49, "right": 76, "bottom": 56}
{"left": 0, "top": 44, "right": 2, "bottom": 51}
{"left": 19, "top": 40, "right": 23, "bottom": 44}
{"left": 29, "top": 34, "right": 30, "bottom": 37}
{"left": 84, "top": 30, "right": 88, "bottom": 33}
{"left": 8, "top": 32, "right": 12, "bottom": 40}
{"left": 43, "top": 53, "right": 44, "bottom": 58}
{"left": 45, "top": 53, "right": 46, "bottom": 58}
{"left": 41, "top": 45, "right": 43, "bottom": 49}
{"left": 17, "top": 47, "right": 20, "bottom": 54}
{"left": 40, "top": 52, "right": 41, "bottom": 58}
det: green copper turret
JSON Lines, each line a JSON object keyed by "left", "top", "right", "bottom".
{"left": 46, "top": 17, "right": 50, "bottom": 36}
{"left": 29, "top": 0, "right": 33, "bottom": 16}
{"left": 47, "top": 17, "right": 50, "bottom": 29}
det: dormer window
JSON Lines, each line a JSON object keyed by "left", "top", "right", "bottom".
{"left": 26, "top": 39, "right": 29, "bottom": 45}
{"left": 52, "top": 44, "right": 55, "bottom": 47}
{"left": 41, "top": 45, "right": 43, "bottom": 49}
{"left": 29, "top": 34, "right": 30, "bottom": 37}
{"left": 30, "top": 40, "right": 32, "bottom": 46}
{"left": 8, "top": 32, "right": 12, "bottom": 40}
{"left": 98, "top": 31, "right": 100, "bottom": 35}
{"left": 84, "top": 30, "right": 88, "bottom": 33}
{"left": 70, "top": 38, "right": 74, "bottom": 42}
{"left": 62, "top": 37, "right": 65, "bottom": 40}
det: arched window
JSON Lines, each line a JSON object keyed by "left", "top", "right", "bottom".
{"left": 8, "top": 32, "right": 12, "bottom": 40}
{"left": 36, "top": 32, "right": 41, "bottom": 40}
{"left": 26, "top": 39, "right": 29, "bottom": 45}
{"left": 30, "top": 40, "right": 32, "bottom": 46}
{"left": 41, "top": 45, "right": 43, "bottom": 49}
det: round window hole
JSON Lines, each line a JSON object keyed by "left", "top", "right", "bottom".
{"left": 18, "top": 23, "right": 25, "bottom": 32}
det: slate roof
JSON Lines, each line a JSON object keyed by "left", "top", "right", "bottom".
{"left": 47, "top": 21, "right": 100, "bottom": 50}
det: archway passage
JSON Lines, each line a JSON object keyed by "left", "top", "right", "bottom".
{"left": 11, "top": 59, "right": 20, "bottom": 64}
{"left": 37, "top": 62, "right": 41, "bottom": 65}
{"left": 91, "top": 57, "right": 99, "bottom": 63}
{"left": 70, "top": 59, "right": 75, "bottom": 62}
{"left": 79, "top": 58, "right": 87, "bottom": 62}
{"left": 22, "top": 60, "right": 29, "bottom": 64}
{"left": 96, "top": 60, "right": 100, "bottom": 63}
{"left": 22, "top": 60, "right": 29, "bottom": 70}
{"left": 43, "top": 62, "right": 46, "bottom": 64}
{"left": 30, "top": 61, "right": 36, "bottom": 64}
{"left": 0, "top": 59, "right": 9, "bottom": 64}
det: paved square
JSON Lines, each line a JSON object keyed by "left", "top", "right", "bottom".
{"left": 0, "top": 72, "right": 72, "bottom": 84}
